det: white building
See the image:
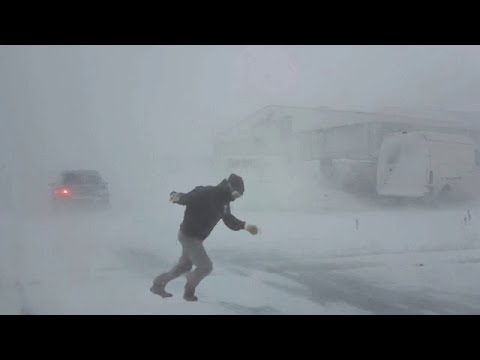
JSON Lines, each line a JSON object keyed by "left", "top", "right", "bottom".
{"left": 214, "top": 105, "right": 480, "bottom": 197}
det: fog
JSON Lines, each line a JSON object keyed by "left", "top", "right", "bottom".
{"left": 3, "top": 45, "right": 480, "bottom": 211}
{"left": 2, "top": 45, "right": 480, "bottom": 314}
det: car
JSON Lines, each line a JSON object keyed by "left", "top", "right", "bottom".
{"left": 50, "top": 170, "right": 110, "bottom": 211}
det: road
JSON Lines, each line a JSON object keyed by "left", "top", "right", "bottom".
{"left": 2, "top": 205, "right": 480, "bottom": 314}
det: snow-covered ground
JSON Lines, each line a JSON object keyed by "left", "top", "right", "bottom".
{"left": 1, "top": 197, "right": 480, "bottom": 315}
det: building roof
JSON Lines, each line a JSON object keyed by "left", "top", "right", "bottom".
{"left": 218, "top": 105, "right": 480, "bottom": 141}
{"left": 250, "top": 105, "right": 480, "bottom": 132}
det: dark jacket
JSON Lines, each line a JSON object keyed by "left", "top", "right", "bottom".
{"left": 174, "top": 179, "right": 246, "bottom": 240}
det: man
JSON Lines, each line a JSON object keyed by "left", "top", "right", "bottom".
{"left": 151, "top": 174, "right": 259, "bottom": 302}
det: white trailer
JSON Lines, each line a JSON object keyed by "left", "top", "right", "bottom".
{"left": 376, "top": 131, "right": 477, "bottom": 199}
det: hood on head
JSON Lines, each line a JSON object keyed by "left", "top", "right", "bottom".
{"left": 219, "top": 173, "right": 244, "bottom": 201}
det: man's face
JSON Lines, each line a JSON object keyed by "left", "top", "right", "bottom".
{"left": 231, "top": 190, "right": 243, "bottom": 201}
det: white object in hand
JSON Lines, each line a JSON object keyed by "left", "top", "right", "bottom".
{"left": 169, "top": 192, "right": 182, "bottom": 203}
{"left": 244, "top": 224, "right": 259, "bottom": 235}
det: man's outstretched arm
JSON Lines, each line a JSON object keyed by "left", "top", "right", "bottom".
{"left": 222, "top": 204, "right": 258, "bottom": 235}
{"left": 169, "top": 187, "right": 204, "bottom": 206}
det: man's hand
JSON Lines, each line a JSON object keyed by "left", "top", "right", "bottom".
{"left": 244, "top": 224, "right": 259, "bottom": 235}
{"left": 169, "top": 191, "right": 182, "bottom": 203}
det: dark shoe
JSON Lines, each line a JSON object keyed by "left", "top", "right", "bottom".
{"left": 183, "top": 285, "right": 198, "bottom": 302}
{"left": 183, "top": 294, "right": 198, "bottom": 302}
{"left": 150, "top": 283, "right": 173, "bottom": 298}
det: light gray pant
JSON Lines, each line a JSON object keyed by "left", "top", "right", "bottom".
{"left": 154, "top": 231, "right": 213, "bottom": 291}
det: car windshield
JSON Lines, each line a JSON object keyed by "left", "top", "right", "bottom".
{"left": 63, "top": 172, "right": 102, "bottom": 185}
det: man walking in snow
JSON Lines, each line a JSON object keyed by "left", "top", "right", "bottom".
{"left": 151, "top": 174, "right": 259, "bottom": 302}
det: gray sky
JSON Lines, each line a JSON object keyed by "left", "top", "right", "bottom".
{"left": 3, "top": 45, "right": 480, "bottom": 146}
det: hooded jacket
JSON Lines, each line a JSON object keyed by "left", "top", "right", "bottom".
{"left": 174, "top": 175, "right": 246, "bottom": 240}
